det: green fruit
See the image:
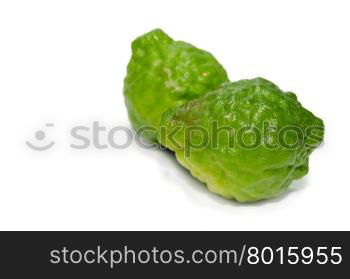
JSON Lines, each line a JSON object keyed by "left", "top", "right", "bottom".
{"left": 123, "top": 29, "right": 229, "bottom": 142}
{"left": 158, "top": 78, "right": 324, "bottom": 202}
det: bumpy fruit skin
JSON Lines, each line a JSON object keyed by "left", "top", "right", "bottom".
{"left": 158, "top": 78, "right": 324, "bottom": 202}
{"left": 123, "top": 29, "right": 229, "bottom": 142}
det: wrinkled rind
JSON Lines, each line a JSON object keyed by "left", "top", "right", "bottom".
{"left": 158, "top": 78, "right": 324, "bottom": 202}
{"left": 123, "top": 29, "right": 229, "bottom": 142}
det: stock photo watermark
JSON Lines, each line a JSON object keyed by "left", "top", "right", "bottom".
{"left": 25, "top": 123, "right": 55, "bottom": 151}
{"left": 26, "top": 121, "right": 324, "bottom": 157}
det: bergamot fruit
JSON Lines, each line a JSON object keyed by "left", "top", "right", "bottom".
{"left": 158, "top": 78, "right": 324, "bottom": 202}
{"left": 123, "top": 29, "right": 229, "bottom": 142}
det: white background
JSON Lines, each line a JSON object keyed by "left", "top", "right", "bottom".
{"left": 0, "top": 0, "right": 349, "bottom": 230}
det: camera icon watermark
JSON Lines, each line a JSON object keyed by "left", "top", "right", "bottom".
{"left": 26, "top": 123, "right": 55, "bottom": 151}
